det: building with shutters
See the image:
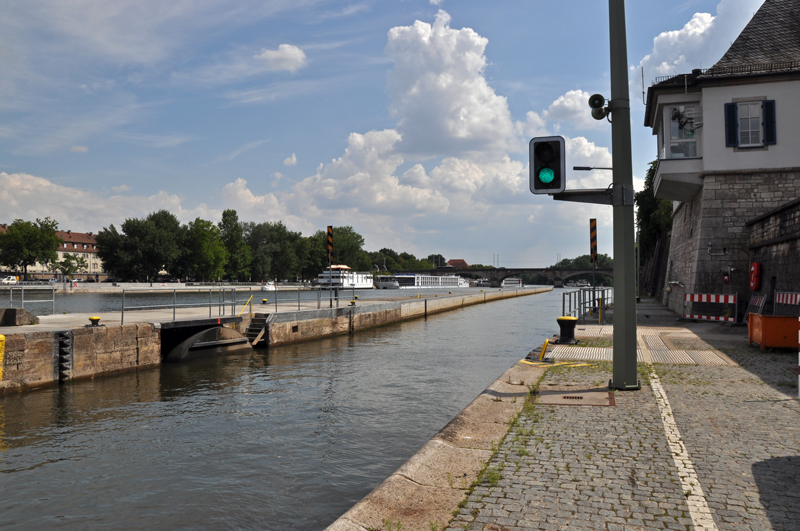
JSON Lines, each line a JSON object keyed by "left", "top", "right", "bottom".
{"left": 643, "top": 0, "right": 800, "bottom": 316}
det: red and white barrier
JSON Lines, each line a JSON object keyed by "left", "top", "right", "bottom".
{"left": 684, "top": 314, "right": 736, "bottom": 322}
{"left": 683, "top": 293, "right": 738, "bottom": 322}
{"left": 776, "top": 292, "right": 800, "bottom": 305}
{"left": 684, "top": 293, "right": 737, "bottom": 304}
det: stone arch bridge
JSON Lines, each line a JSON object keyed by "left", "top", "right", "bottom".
{"left": 401, "top": 268, "right": 613, "bottom": 288}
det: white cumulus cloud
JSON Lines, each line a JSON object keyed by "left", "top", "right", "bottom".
{"left": 292, "top": 129, "right": 449, "bottom": 216}
{"left": 283, "top": 153, "right": 297, "bottom": 166}
{"left": 254, "top": 44, "right": 307, "bottom": 73}
{"left": 638, "top": 0, "right": 765, "bottom": 76}
{"left": 0, "top": 172, "right": 215, "bottom": 231}
{"left": 385, "top": 10, "right": 516, "bottom": 158}
{"left": 544, "top": 90, "right": 606, "bottom": 131}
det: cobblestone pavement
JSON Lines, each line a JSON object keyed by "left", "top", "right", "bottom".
{"left": 446, "top": 328, "right": 800, "bottom": 531}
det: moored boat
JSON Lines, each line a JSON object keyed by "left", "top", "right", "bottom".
{"left": 317, "top": 265, "right": 374, "bottom": 289}
{"left": 374, "top": 275, "right": 400, "bottom": 289}
{"left": 395, "top": 273, "right": 469, "bottom": 289}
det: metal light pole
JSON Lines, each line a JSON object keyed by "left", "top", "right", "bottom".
{"left": 609, "top": 0, "right": 639, "bottom": 390}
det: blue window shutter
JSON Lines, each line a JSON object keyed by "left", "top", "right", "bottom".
{"left": 724, "top": 102, "right": 738, "bottom": 147}
{"left": 763, "top": 100, "right": 776, "bottom": 145}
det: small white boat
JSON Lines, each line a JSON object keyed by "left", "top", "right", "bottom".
{"left": 261, "top": 281, "right": 277, "bottom": 291}
{"left": 374, "top": 275, "right": 400, "bottom": 289}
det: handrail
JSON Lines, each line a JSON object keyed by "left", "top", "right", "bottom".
{"left": 121, "top": 287, "right": 254, "bottom": 325}
{"left": 562, "top": 287, "right": 614, "bottom": 324}
{"left": 8, "top": 286, "right": 56, "bottom": 315}
{"left": 237, "top": 295, "right": 253, "bottom": 318}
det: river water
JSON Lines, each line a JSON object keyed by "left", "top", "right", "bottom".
{"left": 0, "top": 288, "right": 560, "bottom": 530}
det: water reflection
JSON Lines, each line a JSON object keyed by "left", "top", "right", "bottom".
{"left": 0, "top": 290, "right": 560, "bottom": 530}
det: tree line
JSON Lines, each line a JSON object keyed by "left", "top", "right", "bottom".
{"left": 94, "top": 210, "right": 454, "bottom": 282}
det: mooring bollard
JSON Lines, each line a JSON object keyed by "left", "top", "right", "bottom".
{"left": 262, "top": 299, "right": 268, "bottom": 304}
{"left": 556, "top": 316, "right": 579, "bottom": 344}
{"left": 89, "top": 316, "right": 101, "bottom": 327}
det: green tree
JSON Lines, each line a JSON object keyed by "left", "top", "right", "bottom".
{"left": 427, "top": 254, "right": 447, "bottom": 268}
{"left": 635, "top": 160, "right": 673, "bottom": 263}
{"left": 243, "top": 221, "right": 304, "bottom": 281}
{"left": 219, "top": 209, "right": 251, "bottom": 280}
{"left": 96, "top": 210, "right": 184, "bottom": 281}
{"left": 0, "top": 217, "right": 60, "bottom": 279}
{"left": 184, "top": 218, "right": 226, "bottom": 281}
{"left": 301, "top": 235, "right": 326, "bottom": 280}
{"left": 243, "top": 222, "right": 273, "bottom": 281}
{"left": 310, "top": 226, "right": 370, "bottom": 271}
{"left": 57, "top": 254, "right": 89, "bottom": 280}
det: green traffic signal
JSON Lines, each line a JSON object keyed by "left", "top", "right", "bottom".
{"left": 529, "top": 136, "right": 566, "bottom": 194}
{"left": 538, "top": 167, "right": 555, "bottom": 184}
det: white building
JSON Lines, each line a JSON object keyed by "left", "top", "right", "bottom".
{"left": 644, "top": 0, "right": 800, "bottom": 316}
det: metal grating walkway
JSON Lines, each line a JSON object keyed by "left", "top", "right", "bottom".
{"left": 552, "top": 346, "right": 730, "bottom": 365}
{"left": 551, "top": 346, "right": 644, "bottom": 362}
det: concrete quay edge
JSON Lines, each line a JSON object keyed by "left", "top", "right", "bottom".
{"left": 325, "top": 361, "right": 547, "bottom": 531}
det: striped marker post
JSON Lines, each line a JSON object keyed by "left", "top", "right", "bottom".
{"left": 590, "top": 218, "right": 597, "bottom": 287}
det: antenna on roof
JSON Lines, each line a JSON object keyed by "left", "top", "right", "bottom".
{"left": 641, "top": 67, "right": 645, "bottom": 105}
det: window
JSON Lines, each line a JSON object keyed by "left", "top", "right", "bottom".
{"left": 738, "top": 102, "right": 761, "bottom": 146}
{"left": 725, "top": 100, "right": 776, "bottom": 148}
{"left": 664, "top": 105, "right": 700, "bottom": 158}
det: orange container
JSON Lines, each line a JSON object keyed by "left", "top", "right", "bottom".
{"left": 748, "top": 314, "right": 798, "bottom": 350}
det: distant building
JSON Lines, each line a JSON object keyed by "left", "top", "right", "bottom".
{"left": 643, "top": 0, "right": 800, "bottom": 316}
{"left": 0, "top": 224, "right": 105, "bottom": 279}
{"left": 446, "top": 259, "right": 469, "bottom": 268}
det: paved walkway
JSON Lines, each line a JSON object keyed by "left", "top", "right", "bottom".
{"left": 446, "top": 301, "right": 800, "bottom": 531}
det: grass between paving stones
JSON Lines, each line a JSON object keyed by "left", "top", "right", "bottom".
{"left": 446, "top": 371, "right": 547, "bottom": 528}
{"left": 572, "top": 336, "right": 613, "bottom": 348}
{"left": 447, "top": 358, "right": 648, "bottom": 529}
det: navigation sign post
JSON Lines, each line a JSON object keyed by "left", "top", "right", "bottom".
{"left": 590, "top": 218, "right": 597, "bottom": 288}
{"left": 327, "top": 226, "right": 334, "bottom": 308}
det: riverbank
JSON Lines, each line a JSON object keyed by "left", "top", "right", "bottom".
{"left": 0, "top": 287, "right": 552, "bottom": 392}
{"left": 328, "top": 299, "right": 799, "bottom": 531}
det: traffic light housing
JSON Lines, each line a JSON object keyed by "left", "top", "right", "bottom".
{"left": 529, "top": 136, "right": 566, "bottom": 194}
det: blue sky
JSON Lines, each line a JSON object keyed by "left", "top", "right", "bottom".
{"left": 0, "top": 0, "right": 764, "bottom": 267}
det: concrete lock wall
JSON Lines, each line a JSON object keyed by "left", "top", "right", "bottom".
{"left": 0, "top": 288, "right": 551, "bottom": 393}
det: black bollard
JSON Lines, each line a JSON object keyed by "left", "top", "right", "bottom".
{"left": 556, "top": 316, "right": 579, "bottom": 344}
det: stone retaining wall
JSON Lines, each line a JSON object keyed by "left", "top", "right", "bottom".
{"left": 0, "top": 324, "right": 160, "bottom": 392}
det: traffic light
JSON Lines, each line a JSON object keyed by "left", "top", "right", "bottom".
{"left": 529, "top": 136, "right": 566, "bottom": 194}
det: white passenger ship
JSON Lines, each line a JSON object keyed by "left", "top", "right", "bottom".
{"left": 502, "top": 278, "right": 523, "bottom": 288}
{"left": 394, "top": 273, "right": 469, "bottom": 289}
{"left": 317, "top": 265, "right": 374, "bottom": 289}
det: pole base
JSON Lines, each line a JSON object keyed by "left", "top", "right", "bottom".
{"left": 609, "top": 379, "right": 641, "bottom": 391}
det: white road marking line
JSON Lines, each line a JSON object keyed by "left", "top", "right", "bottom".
{"left": 649, "top": 370, "right": 718, "bottom": 531}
